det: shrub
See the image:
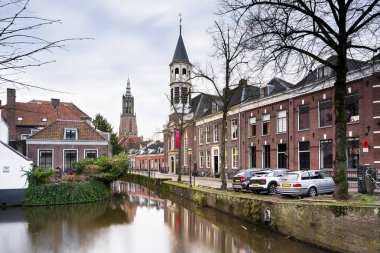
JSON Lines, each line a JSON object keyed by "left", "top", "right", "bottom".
{"left": 24, "top": 167, "right": 55, "bottom": 185}
{"left": 73, "top": 159, "right": 95, "bottom": 174}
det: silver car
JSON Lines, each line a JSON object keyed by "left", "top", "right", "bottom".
{"left": 277, "top": 170, "right": 335, "bottom": 197}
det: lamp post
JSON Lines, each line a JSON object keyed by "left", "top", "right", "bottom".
{"left": 148, "top": 153, "right": 151, "bottom": 178}
{"left": 188, "top": 148, "right": 192, "bottom": 188}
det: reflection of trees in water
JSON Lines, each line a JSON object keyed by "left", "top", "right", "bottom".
{"left": 163, "top": 193, "right": 326, "bottom": 253}
{"left": 23, "top": 195, "right": 135, "bottom": 252}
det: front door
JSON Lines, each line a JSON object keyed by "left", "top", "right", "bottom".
{"left": 170, "top": 156, "right": 175, "bottom": 174}
{"left": 213, "top": 148, "right": 219, "bottom": 174}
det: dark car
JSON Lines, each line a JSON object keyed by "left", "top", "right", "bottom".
{"left": 232, "top": 169, "right": 262, "bottom": 191}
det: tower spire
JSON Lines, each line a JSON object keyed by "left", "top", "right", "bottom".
{"left": 126, "top": 78, "right": 131, "bottom": 98}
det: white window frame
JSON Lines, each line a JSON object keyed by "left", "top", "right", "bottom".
{"left": 84, "top": 149, "right": 98, "bottom": 159}
{"left": 21, "top": 134, "right": 30, "bottom": 140}
{"left": 205, "top": 126, "right": 211, "bottom": 144}
{"left": 277, "top": 110, "right": 287, "bottom": 133}
{"left": 262, "top": 114, "right": 270, "bottom": 136}
{"left": 318, "top": 99, "right": 333, "bottom": 128}
{"left": 248, "top": 117, "right": 256, "bottom": 137}
{"left": 199, "top": 151, "right": 204, "bottom": 168}
{"left": 231, "top": 119, "right": 238, "bottom": 140}
{"left": 198, "top": 128, "right": 203, "bottom": 145}
{"left": 206, "top": 150, "right": 211, "bottom": 168}
{"left": 63, "top": 149, "right": 78, "bottom": 171}
{"left": 213, "top": 124, "right": 218, "bottom": 143}
{"left": 231, "top": 147, "right": 238, "bottom": 169}
{"left": 38, "top": 149, "right": 54, "bottom": 168}
{"left": 64, "top": 128, "right": 78, "bottom": 140}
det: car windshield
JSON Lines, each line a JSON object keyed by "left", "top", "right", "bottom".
{"left": 254, "top": 172, "right": 269, "bottom": 177}
{"left": 235, "top": 172, "right": 245, "bottom": 177}
{"left": 281, "top": 173, "right": 299, "bottom": 181}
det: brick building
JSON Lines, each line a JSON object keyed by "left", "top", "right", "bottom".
{"left": 26, "top": 119, "right": 111, "bottom": 172}
{"left": 163, "top": 22, "right": 380, "bottom": 176}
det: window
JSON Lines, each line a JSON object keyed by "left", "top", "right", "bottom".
{"left": 299, "top": 141, "right": 310, "bottom": 170}
{"left": 170, "top": 88, "right": 173, "bottom": 104}
{"left": 85, "top": 150, "right": 98, "bottom": 159}
{"left": 317, "top": 66, "right": 331, "bottom": 79}
{"left": 277, "top": 144, "right": 287, "bottom": 169}
{"left": 319, "top": 99, "right": 332, "bottom": 127}
{"left": 249, "top": 117, "right": 256, "bottom": 137}
{"left": 21, "top": 134, "right": 30, "bottom": 140}
{"left": 231, "top": 119, "right": 238, "bottom": 140}
{"left": 212, "top": 102, "right": 220, "bottom": 113}
{"left": 170, "top": 133, "right": 175, "bottom": 150}
{"left": 347, "top": 138, "right": 359, "bottom": 169}
{"left": 277, "top": 110, "right": 287, "bottom": 133}
{"left": 262, "top": 114, "right": 270, "bottom": 135}
{"left": 198, "top": 128, "right": 203, "bottom": 145}
{"left": 181, "top": 87, "right": 188, "bottom": 104}
{"left": 250, "top": 146, "right": 256, "bottom": 168}
{"left": 205, "top": 126, "right": 211, "bottom": 143}
{"left": 206, "top": 151, "right": 211, "bottom": 168}
{"left": 174, "top": 86, "right": 180, "bottom": 104}
{"left": 64, "top": 128, "right": 78, "bottom": 140}
{"left": 41, "top": 117, "right": 48, "bottom": 122}
{"left": 346, "top": 93, "right": 359, "bottom": 123}
{"left": 232, "top": 147, "right": 238, "bottom": 168}
{"left": 213, "top": 124, "right": 218, "bottom": 142}
{"left": 17, "top": 117, "right": 23, "bottom": 121}
{"left": 320, "top": 140, "right": 333, "bottom": 169}
{"left": 64, "top": 150, "right": 77, "bottom": 172}
{"left": 298, "top": 105, "right": 310, "bottom": 130}
{"left": 39, "top": 150, "right": 53, "bottom": 168}
{"left": 199, "top": 151, "right": 204, "bottom": 168}
{"left": 263, "top": 145, "right": 270, "bottom": 168}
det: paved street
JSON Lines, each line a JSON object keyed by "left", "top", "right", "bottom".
{"left": 135, "top": 171, "right": 379, "bottom": 194}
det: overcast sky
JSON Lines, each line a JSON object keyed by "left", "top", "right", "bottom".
{"left": 1, "top": 0, "right": 218, "bottom": 140}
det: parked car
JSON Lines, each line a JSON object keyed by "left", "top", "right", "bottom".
{"left": 232, "top": 169, "right": 262, "bottom": 191}
{"left": 248, "top": 169, "right": 287, "bottom": 194}
{"left": 277, "top": 170, "right": 335, "bottom": 197}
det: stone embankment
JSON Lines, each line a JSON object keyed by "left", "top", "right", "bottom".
{"left": 124, "top": 173, "right": 380, "bottom": 253}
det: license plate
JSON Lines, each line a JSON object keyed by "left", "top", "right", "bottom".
{"left": 233, "top": 185, "right": 242, "bottom": 189}
{"left": 234, "top": 179, "right": 240, "bottom": 182}
{"left": 282, "top": 183, "right": 291, "bottom": 187}
{"left": 252, "top": 183, "right": 259, "bottom": 186}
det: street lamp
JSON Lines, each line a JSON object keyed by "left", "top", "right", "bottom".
{"left": 188, "top": 148, "right": 192, "bottom": 188}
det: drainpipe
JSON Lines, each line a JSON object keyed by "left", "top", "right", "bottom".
{"left": 7, "top": 88, "right": 16, "bottom": 142}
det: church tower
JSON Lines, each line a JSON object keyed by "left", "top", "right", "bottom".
{"left": 169, "top": 16, "right": 192, "bottom": 116}
{"left": 119, "top": 79, "right": 138, "bottom": 137}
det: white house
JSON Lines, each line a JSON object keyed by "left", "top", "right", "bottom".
{"left": 0, "top": 109, "right": 33, "bottom": 205}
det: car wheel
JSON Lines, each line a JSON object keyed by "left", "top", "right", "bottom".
{"left": 307, "top": 187, "right": 317, "bottom": 197}
{"left": 268, "top": 183, "right": 277, "bottom": 194}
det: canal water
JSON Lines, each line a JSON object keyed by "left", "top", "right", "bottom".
{"left": 0, "top": 182, "right": 328, "bottom": 253}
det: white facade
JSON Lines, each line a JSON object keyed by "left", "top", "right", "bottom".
{"left": 0, "top": 110, "right": 33, "bottom": 204}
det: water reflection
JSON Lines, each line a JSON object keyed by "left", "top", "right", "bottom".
{"left": 0, "top": 182, "right": 327, "bottom": 253}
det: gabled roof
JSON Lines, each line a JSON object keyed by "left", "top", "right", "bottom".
{"left": 2, "top": 101, "right": 87, "bottom": 127}
{"left": 0, "top": 140, "right": 32, "bottom": 161}
{"left": 28, "top": 120, "right": 107, "bottom": 141}
{"left": 29, "top": 100, "right": 91, "bottom": 120}
{"left": 266, "top": 77, "right": 293, "bottom": 94}
{"left": 171, "top": 33, "right": 190, "bottom": 64}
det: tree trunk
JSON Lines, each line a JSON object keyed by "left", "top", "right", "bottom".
{"left": 333, "top": 53, "right": 349, "bottom": 200}
{"left": 219, "top": 111, "right": 228, "bottom": 190}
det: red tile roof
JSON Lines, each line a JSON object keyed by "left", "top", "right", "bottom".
{"left": 28, "top": 120, "right": 107, "bottom": 141}
{"left": 2, "top": 101, "right": 86, "bottom": 127}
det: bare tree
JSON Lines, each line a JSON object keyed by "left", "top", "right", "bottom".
{"left": 165, "top": 89, "right": 193, "bottom": 182}
{"left": 194, "top": 18, "right": 251, "bottom": 190}
{"left": 219, "top": 0, "right": 380, "bottom": 199}
{"left": 0, "top": 0, "right": 83, "bottom": 92}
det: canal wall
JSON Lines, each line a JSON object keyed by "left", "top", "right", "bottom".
{"left": 124, "top": 174, "right": 380, "bottom": 253}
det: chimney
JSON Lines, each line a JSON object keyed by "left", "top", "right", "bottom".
{"left": 7, "top": 88, "right": 16, "bottom": 141}
{"left": 51, "top": 98, "right": 60, "bottom": 109}
{"left": 238, "top": 79, "right": 248, "bottom": 86}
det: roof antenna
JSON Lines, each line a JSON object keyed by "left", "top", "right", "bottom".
{"left": 179, "top": 13, "right": 182, "bottom": 35}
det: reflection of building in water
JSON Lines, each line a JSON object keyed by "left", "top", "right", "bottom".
{"left": 164, "top": 202, "right": 254, "bottom": 253}
{"left": 112, "top": 181, "right": 166, "bottom": 209}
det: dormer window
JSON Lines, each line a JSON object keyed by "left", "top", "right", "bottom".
{"left": 317, "top": 66, "right": 331, "bottom": 79}
{"left": 17, "top": 117, "right": 23, "bottom": 121}
{"left": 64, "top": 128, "right": 78, "bottom": 140}
{"left": 41, "top": 118, "right": 48, "bottom": 122}
{"left": 212, "top": 102, "right": 220, "bottom": 113}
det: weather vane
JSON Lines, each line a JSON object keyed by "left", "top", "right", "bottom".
{"left": 178, "top": 13, "right": 182, "bottom": 34}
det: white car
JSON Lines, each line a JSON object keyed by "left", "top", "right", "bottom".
{"left": 248, "top": 169, "right": 287, "bottom": 194}
{"left": 277, "top": 170, "right": 335, "bottom": 197}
